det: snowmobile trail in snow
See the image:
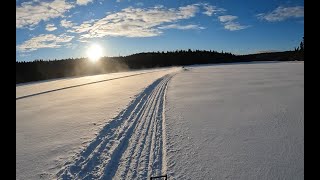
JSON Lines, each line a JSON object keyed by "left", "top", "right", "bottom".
{"left": 57, "top": 73, "right": 175, "bottom": 179}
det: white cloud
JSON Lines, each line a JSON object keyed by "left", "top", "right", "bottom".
{"left": 67, "top": 20, "right": 93, "bottom": 33}
{"left": 19, "top": 53, "right": 31, "bottom": 57}
{"left": 218, "top": 15, "right": 238, "bottom": 22}
{"left": 202, "top": 4, "right": 225, "bottom": 16}
{"left": 45, "top": 24, "right": 57, "bottom": 31}
{"left": 223, "top": 22, "right": 249, "bottom": 31}
{"left": 17, "top": 34, "right": 74, "bottom": 52}
{"left": 158, "top": 24, "right": 205, "bottom": 30}
{"left": 71, "top": 4, "right": 201, "bottom": 38}
{"left": 257, "top": 6, "right": 304, "bottom": 22}
{"left": 178, "top": 4, "right": 199, "bottom": 19}
{"left": 218, "top": 15, "right": 249, "bottom": 31}
{"left": 60, "top": 19, "right": 74, "bottom": 28}
{"left": 76, "top": 0, "right": 93, "bottom": 6}
{"left": 16, "top": 0, "right": 74, "bottom": 28}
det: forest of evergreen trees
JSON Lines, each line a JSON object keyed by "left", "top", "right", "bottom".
{"left": 16, "top": 40, "right": 304, "bottom": 84}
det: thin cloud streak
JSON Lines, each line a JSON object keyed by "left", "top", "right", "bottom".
{"left": 257, "top": 6, "right": 304, "bottom": 22}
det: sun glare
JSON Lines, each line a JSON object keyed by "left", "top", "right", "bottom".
{"left": 86, "top": 44, "right": 103, "bottom": 62}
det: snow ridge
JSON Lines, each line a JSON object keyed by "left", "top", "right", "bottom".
{"left": 57, "top": 73, "right": 174, "bottom": 179}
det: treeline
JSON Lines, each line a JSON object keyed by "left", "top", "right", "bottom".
{"left": 240, "top": 50, "right": 304, "bottom": 62}
{"left": 16, "top": 57, "right": 129, "bottom": 84}
{"left": 243, "top": 36, "right": 304, "bottom": 61}
{"left": 16, "top": 48, "right": 303, "bottom": 84}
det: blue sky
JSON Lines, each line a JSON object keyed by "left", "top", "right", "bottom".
{"left": 16, "top": 0, "right": 304, "bottom": 61}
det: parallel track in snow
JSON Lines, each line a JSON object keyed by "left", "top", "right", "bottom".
{"left": 57, "top": 73, "right": 174, "bottom": 179}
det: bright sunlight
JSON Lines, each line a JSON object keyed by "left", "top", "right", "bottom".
{"left": 86, "top": 44, "right": 103, "bottom": 62}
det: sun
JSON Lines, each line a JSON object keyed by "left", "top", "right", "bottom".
{"left": 86, "top": 44, "right": 103, "bottom": 62}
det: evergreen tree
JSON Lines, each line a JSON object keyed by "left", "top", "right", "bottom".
{"left": 299, "top": 36, "right": 304, "bottom": 52}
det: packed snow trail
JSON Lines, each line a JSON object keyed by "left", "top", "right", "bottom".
{"left": 57, "top": 73, "right": 175, "bottom": 179}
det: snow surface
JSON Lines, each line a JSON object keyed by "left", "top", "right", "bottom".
{"left": 16, "top": 68, "right": 165, "bottom": 99}
{"left": 16, "top": 62, "right": 304, "bottom": 180}
{"left": 165, "top": 62, "right": 304, "bottom": 179}
{"left": 16, "top": 67, "right": 179, "bottom": 180}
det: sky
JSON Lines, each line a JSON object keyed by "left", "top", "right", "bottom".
{"left": 16, "top": 0, "right": 304, "bottom": 61}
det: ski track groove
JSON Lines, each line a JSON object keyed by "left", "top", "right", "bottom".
{"left": 57, "top": 73, "right": 175, "bottom": 180}
{"left": 119, "top": 79, "right": 163, "bottom": 179}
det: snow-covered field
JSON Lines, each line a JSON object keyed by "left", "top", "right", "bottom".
{"left": 16, "top": 62, "right": 303, "bottom": 179}
{"left": 16, "top": 68, "right": 166, "bottom": 99}
{"left": 166, "top": 62, "right": 304, "bottom": 179}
